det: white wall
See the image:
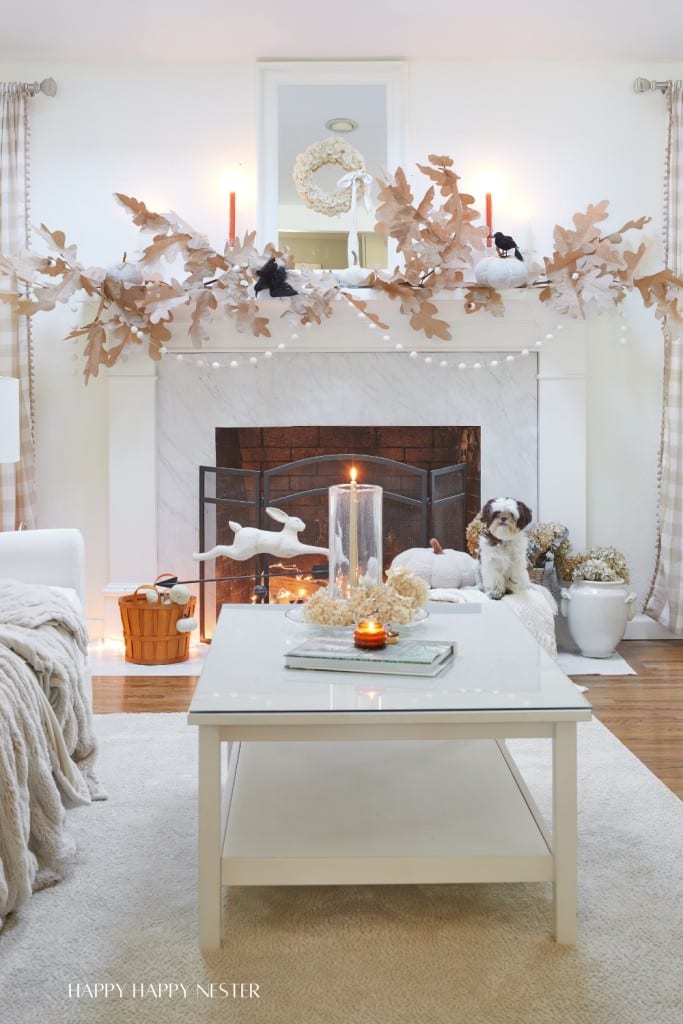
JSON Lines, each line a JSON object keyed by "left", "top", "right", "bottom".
{"left": 0, "top": 58, "right": 680, "bottom": 632}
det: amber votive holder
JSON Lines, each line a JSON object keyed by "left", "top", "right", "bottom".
{"left": 353, "top": 621, "right": 387, "bottom": 650}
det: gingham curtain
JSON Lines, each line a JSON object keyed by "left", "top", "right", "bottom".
{"left": 0, "top": 83, "right": 36, "bottom": 530}
{"left": 645, "top": 82, "right": 683, "bottom": 632}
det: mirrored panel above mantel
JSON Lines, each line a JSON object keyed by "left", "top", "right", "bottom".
{"left": 258, "top": 61, "right": 407, "bottom": 270}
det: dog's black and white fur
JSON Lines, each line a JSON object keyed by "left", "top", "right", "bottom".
{"left": 477, "top": 497, "right": 533, "bottom": 600}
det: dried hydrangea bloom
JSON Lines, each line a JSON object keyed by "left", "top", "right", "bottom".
{"left": 301, "top": 570, "right": 428, "bottom": 627}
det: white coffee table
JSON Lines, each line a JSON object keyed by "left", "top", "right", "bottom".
{"left": 188, "top": 602, "right": 591, "bottom": 949}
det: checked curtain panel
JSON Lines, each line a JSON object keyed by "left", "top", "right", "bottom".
{"left": 0, "top": 83, "right": 36, "bottom": 531}
{"left": 646, "top": 81, "right": 683, "bottom": 633}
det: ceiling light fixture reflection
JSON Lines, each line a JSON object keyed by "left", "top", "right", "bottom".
{"left": 325, "top": 117, "right": 358, "bottom": 133}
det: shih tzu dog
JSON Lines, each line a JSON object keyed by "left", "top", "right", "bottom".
{"left": 477, "top": 497, "right": 533, "bottom": 600}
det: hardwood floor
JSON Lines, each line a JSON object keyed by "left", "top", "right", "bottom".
{"left": 575, "top": 640, "right": 683, "bottom": 800}
{"left": 91, "top": 639, "right": 683, "bottom": 800}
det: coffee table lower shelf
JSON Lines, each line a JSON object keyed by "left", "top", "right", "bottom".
{"left": 219, "top": 739, "right": 553, "bottom": 888}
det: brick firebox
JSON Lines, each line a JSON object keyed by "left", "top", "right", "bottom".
{"left": 216, "top": 425, "right": 480, "bottom": 522}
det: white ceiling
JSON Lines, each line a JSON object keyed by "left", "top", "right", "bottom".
{"left": 1, "top": 0, "right": 682, "bottom": 62}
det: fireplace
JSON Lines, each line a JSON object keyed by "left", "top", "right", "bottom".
{"left": 100, "top": 299, "right": 593, "bottom": 643}
{"left": 102, "top": 299, "right": 589, "bottom": 645}
{"left": 151, "top": 349, "right": 539, "bottom": 622}
{"left": 196, "top": 426, "right": 481, "bottom": 636}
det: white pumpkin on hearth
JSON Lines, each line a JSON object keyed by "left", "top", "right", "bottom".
{"left": 474, "top": 256, "right": 529, "bottom": 289}
{"left": 390, "top": 542, "right": 478, "bottom": 589}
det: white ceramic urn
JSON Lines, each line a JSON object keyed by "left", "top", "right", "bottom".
{"left": 560, "top": 580, "right": 637, "bottom": 658}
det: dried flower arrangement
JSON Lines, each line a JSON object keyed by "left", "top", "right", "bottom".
{"left": 1, "top": 155, "right": 682, "bottom": 383}
{"left": 555, "top": 542, "right": 630, "bottom": 584}
{"left": 465, "top": 514, "right": 486, "bottom": 559}
{"left": 302, "top": 567, "right": 429, "bottom": 628}
{"left": 525, "top": 521, "right": 569, "bottom": 568}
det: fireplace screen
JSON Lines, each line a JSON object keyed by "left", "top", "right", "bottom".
{"left": 197, "top": 453, "right": 470, "bottom": 641}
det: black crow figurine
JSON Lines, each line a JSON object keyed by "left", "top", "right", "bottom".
{"left": 493, "top": 231, "right": 523, "bottom": 261}
{"left": 254, "top": 256, "right": 298, "bottom": 297}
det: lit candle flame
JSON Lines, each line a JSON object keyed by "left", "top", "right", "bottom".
{"left": 358, "top": 620, "right": 383, "bottom": 634}
{"left": 350, "top": 466, "right": 357, "bottom": 484}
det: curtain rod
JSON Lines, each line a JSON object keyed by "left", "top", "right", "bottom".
{"left": 24, "top": 77, "right": 57, "bottom": 97}
{"left": 633, "top": 77, "right": 671, "bottom": 94}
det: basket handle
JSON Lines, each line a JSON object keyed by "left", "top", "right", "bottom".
{"left": 154, "top": 573, "right": 177, "bottom": 586}
{"left": 133, "top": 584, "right": 162, "bottom": 598}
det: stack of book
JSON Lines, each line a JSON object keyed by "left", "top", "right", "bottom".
{"left": 284, "top": 635, "right": 456, "bottom": 677}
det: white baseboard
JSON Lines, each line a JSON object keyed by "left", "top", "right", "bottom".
{"left": 624, "top": 613, "right": 683, "bottom": 640}
{"left": 103, "top": 580, "right": 142, "bottom": 642}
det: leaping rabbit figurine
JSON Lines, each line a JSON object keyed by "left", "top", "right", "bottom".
{"left": 193, "top": 507, "right": 329, "bottom": 562}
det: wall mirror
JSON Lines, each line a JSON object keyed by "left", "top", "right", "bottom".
{"left": 258, "top": 61, "right": 407, "bottom": 271}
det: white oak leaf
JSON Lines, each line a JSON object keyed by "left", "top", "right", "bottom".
{"left": 224, "top": 231, "right": 259, "bottom": 263}
{"left": 577, "top": 266, "right": 620, "bottom": 314}
{"left": 141, "top": 280, "right": 189, "bottom": 323}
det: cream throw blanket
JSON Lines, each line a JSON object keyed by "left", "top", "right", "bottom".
{"left": 429, "top": 584, "right": 559, "bottom": 658}
{"left": 0, "top": 580, "right": 104, "bottom": 928}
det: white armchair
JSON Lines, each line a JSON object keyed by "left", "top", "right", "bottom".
{"left": 0, "top": 528, "right": 99, "bottom": 927}
{"left": 0, "top": 528, "right": 86, "bottom": 609}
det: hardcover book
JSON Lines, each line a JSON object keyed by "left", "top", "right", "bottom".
{"left": 284, "top": 636, "right": 456, "bottom": 677}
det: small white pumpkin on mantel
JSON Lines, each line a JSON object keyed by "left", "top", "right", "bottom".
{"left": 474, "top": 256, "right": 529, "bottom": 289}
{"left": 390, "top": 538, "right": 479, "bottom": 590}
{"left": 334, "top": 266, "right": 374, "bottom": 288}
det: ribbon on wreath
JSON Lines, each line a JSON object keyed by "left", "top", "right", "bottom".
{"left": 337, "top": 168, "right": 374, "bottom": 268}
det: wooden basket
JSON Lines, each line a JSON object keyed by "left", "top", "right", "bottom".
{"left": 528, "top": 566, "right": 546, "bottom": 586}
{"left": 118, "top": 574, "right": 196, "bottom": 665}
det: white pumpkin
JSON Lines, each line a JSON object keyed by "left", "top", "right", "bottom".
{"left": 390, "top": 545, "right": 478, "bottom": 590}
{"left": 333, "top": 266, "right": 373, "bottom": 287}
{"left": 474, "top": 256, "right": 529, "bottom": 289}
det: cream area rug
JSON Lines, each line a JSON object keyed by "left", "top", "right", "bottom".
{"left": 556, "top": 650, "right": 636, "bottom": 675}
{"left": 0, "top": 715, "right": 680, "bottom": 1024}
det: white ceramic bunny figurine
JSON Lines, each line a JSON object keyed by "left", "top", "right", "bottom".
{"left": 193, "top": 507, "right": 329, "bottom": 562}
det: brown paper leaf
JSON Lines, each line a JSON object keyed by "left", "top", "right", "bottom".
{"left": 340, "top": 291, "right": 390, "bottom": 330}
{"left": 114, "top": 193, "right": 170, "bottom": 232}
{"left": 232, "top": 299, "right": 272, "bottom": 337}
{"left": 141, "top": 232, "right": 193, "bottom": 265}
{"left": 82, "top": 324, "right": 110, "bottom": 381}
{"left": 409, "top": 298, "right": 451, "bottom": 340}
{"left": 613, "top": 215, "right": 651, "bottom": 236}
{"left": 634, "top": 270, "right": 683, "bottom": 324}
{"left": 463, "top": 287, "right": 505, "bottom": 318}
{"left": 34, "top": 224, "right": 79, "bottom": 263}
{"left": 189, "top": 290, "right": 218, "bottom": 347}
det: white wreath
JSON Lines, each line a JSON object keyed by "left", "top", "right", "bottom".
{"left": 293, "top": 137, "right": 367, "bottom": 217}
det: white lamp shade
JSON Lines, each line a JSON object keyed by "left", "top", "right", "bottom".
{"left": 0, "top": 377, "right": 20, "bottom": 463}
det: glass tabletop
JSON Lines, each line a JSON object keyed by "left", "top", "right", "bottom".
{"left": 188, "top": 602, "right": 591, "bottom": 718}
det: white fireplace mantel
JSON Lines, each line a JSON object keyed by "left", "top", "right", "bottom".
{"left": 102, "top": 291, "right": 587, "bottom": 639}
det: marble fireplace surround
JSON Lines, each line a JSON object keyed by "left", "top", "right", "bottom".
{"left": 103, "top": 294, "right": 587, "bottom": 638}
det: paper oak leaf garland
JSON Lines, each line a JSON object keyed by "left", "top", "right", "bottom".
{"left": 0, "top": 156, "right": 681, "bottom": 382}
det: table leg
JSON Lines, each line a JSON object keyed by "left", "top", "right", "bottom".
{"left": 197, "top": 725, "right": 222, "bottom": 950}
{"left": 552, "top": 721, "right": 578, "bottom": 944}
